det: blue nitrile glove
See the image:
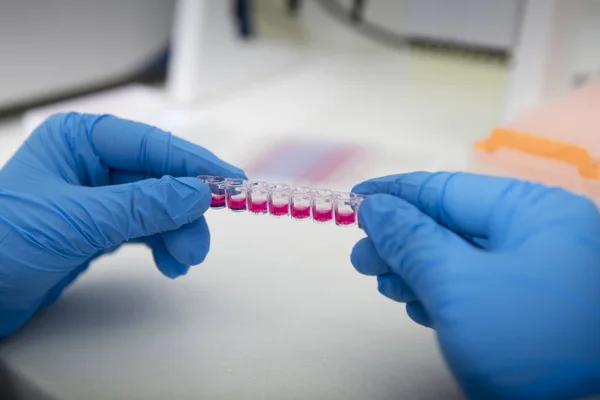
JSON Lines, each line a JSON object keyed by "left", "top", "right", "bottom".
{"left": 0, "top": 113, "right": 246, "bottom": 337}
{"left": 351, "top": 172, "right": 600, "bottom": 400}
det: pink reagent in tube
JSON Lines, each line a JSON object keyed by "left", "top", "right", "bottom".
{"left": 198, "top": 175, "right": 227, "bottom": 209}
{"left": 246, "top": 181, "right": 269, "bottom": 215}
{"left": 291, "top": 186, "right": 312, "bottom": 220}
{"left": 312, "top": 189, "right": 334, "bottom": 223}
{"left": 225, "top": 178, "right": 247, "bottom": 212}
{"left": 334, "top": 192, "right": 357, "bottom": 226}
{"left": 268, "top": 184, "right": 291, "bottom": 217}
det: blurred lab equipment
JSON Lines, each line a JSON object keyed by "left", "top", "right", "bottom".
{"left": 0, "top": 0, "right": 175, "bottom": 111}
{"left": 464, "top": 0, "right": 600, "bottom": 206}
{"left": 19, "top": 0, "right": 303, "bottom": 137}
{"left": 357, "top": 0, "right": 521, "bottom": 52}
{"left": 15, "top": 0, "right": 600, "bottom": 139}
{"left": 324, "top": 0, "right": 600, "bottom": 120}
{"left": 471, "top": 81, "right": 600, "bottom": 206}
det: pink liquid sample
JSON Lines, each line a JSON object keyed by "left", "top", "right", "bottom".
{"left": 248, "top": 200, "right": 267, "bottom": 213}
{"left": 227, "top": 196, "right": 247, "bottom": 211}
{"left": 269, "top": 201, "right": 289, "bottom": 216}
{"left": 291, "top": 205, "right": 310, "bottom": 219}
{"left": 335, "top": 210, "right": 356, "bottom": 225}
{"left": 313, "top": 207, "right": 333, "bottom": 222}
{"left": 210, "top": 194, "right": 226, "bottom": 208}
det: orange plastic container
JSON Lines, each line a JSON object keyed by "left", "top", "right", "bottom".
{"left": 470, "top": 81, "right": 600, "bottom": 205}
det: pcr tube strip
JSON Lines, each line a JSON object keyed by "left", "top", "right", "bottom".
{"left": 197, "top": 176, "right": 366, "bottom": 228}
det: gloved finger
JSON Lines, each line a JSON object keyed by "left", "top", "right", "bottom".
{"left": 109, "top": 170, "right": 150, "bottom": 185}
{"left": 110, "top": 170, "right": 211, "bottom": 266}
{"left": 86, "top": 114, "right": 247, "bottom": 178}
{"left": 406, "top": 301, "right": 431, "bottom": 328}
{"left": 145, "top": 235, "right": 190, "bottom": 278}
{"left": 360, "top": 194, "right": 469, "bottom": 302}
{"left": 86, "top": 176, "right": 211, "bottom": 246}
{"left": 161, "top": 216, "right": 210, "bottom": 266}
{"left": 351, "top": 238, "right": 392, "bottom": 276}
{"left": 377, "top": 273, "right": 417, "bottom": 303}
{"left": 458, "top": 233, "right": 489, "bottom": 250}
{"left": 353, "top": 171, "right": 522, "bottom": 238}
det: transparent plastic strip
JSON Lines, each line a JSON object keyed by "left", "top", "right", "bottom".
{"left": 197, "top": 176, "right": 366, "bottom": 228}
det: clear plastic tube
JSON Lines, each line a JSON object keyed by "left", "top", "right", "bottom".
{"left": 225, "top": 178, "right": 247, "bottom": 212}
{"left": 334, "top": 192, "right": 357, "bottom": 227}
{"left": 353, "top": 194, "right": 366, "bottom": 229}
{"left": 246, "top": 181, "right": 269, "bottom": 215}
{"left": 290, "top": 186, "right": 312, "bottom": 220}
{"left": 312, "top": 189, "right": 334, "bottom": 223}
{"left": 198, "top": 175, "right": 226, "bottom": 209}
{"left": 268, "top": 183, "right": 291, "bottom": 217}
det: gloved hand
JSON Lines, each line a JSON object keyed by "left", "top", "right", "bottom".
{"left": 351, "top": 172, "right": 600, "bottom": 399}
{"left": 0, "top": 113, "right": 246, "bottom": 337}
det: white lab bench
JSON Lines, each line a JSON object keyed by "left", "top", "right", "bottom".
{"left": 0, "top": 213, "right": 462, "bottom": 399}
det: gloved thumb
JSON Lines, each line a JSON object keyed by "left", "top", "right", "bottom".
{"left": 359, "top": 194, "right": 471, "bottom": 306}
{"left": 84, "top": 176, "right": 211, "bottom": 246}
